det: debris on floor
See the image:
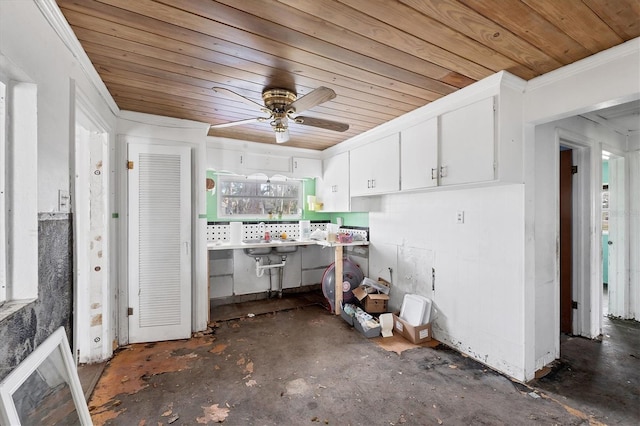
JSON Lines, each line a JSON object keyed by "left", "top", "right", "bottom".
{"left": 85, "top": 305, "right": 636, "bottom": 425}
{"left": 88, "top": 336, "right": 215, "bottom": 425}
{"left": 373, "top": 333, "right": 439, "bottom": 355}
{"left": 196, "top": 404, "right": 229, "bottom": 424}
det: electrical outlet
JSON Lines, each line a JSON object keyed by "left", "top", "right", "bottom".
{"left": 456, "top": 210, "right": 464, "bottom": 224}
{"left": 58, "top": 190, "right": 70, "bottom": 212}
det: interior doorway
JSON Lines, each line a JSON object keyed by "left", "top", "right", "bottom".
{"left": 602, "top": 156, "right": 610, "bottom": 317}
{"left": 557, "top": 135, "right": 597, "bottom": 338}
{"left": 603, "top": 151, "right": 628, "bottom": 319}
{"left": 559, "top": 147, "right": 573, "bottom": 334}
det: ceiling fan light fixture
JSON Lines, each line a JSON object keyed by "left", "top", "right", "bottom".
{"left": 272, "top": 114, "right": 290, "bottom": 143}
{"left": 275, "top": 126, "right": 290, "bottom": 143}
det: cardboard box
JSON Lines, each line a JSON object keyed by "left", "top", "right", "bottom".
{"left": 392, "top": 314, "right": 432, "bottom": 344}
{"left": 353, "top": 286, "right": 390, "bottom": 314}
{"left": 363, "top": 293, "right": 389, "bottom": 313}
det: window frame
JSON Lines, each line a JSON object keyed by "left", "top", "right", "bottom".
{"left": 0, "top": 79, "right": 6, "bottom": 306}
{"left": 0, "top": 55, "right": 39, "bottom": 320}
{"left": 217, "top": 174, "right": 303, "bottom": 220}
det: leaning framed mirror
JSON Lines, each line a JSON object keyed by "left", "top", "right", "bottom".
{"left": 0, "top": 327, "right": 92, "bottom": 425}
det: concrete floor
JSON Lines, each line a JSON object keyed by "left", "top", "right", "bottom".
{"left": 84, "top": 292, "right": 639, "bottom": 425}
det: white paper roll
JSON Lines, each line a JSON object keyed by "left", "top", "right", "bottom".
{"left": 230, "top": 222, "right": 242, "bottom": 244}
{"left": 299, "top": 220, "right": 311, "bottom": 241}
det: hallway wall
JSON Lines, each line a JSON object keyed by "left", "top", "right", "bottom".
{"left": 0, "top": 1, "right": 117, "bottom": 377}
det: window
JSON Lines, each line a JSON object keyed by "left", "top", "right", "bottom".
{"left": 0, "top": 55, "right": 39, "bottom": 319}
{"left": 217, "top": 174, "right": 302, "bottom": 219}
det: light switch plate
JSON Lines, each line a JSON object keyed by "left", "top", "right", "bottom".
{"left": 456, "top": 210, "right": 464, "bottom": 224}
{"left": 58, "top": 189, "right": 70, "bottom": 212}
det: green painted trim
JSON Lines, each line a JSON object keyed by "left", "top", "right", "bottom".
{"left": 198, "top": 214, "right": 208, "bottom": 219}
{"left": 112, "top": 213, "right": 119, "bottom": 218}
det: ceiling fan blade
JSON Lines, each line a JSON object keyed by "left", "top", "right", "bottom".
{"left": 210, "top": 117, "right": 268, "bottom": 129}
{"left": 293, "top": 116, "right": 349, "bottom": 132}
{"left": 287, "top": 87, "right": 336, "bottom": 114}
{"left": 211, "top": 87, "right": 270, "bottom": 113}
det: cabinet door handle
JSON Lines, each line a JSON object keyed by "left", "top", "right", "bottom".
{"left": 367, "top": 179, "right": 371, "bottom": 188}
{"left": 439, "top": 166, "right": 447, "bottom": 178}
{"left": 294, "top": 160, "right": 298, "bottom": 169}
{"left": 240, "top": 155, "right": 243, "bottom": 164}
{"left": 371, "top": 179, "right": 375, "bottom": 188}
{"left": 431, "top": 168, "right": 438, "bottom": 180}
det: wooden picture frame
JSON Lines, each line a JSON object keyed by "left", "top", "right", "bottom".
{"left": 0, "top": 327, "right": 91, "bottom": 425}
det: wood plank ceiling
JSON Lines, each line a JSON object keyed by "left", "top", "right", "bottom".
{"left": 56, "top": 0, "right": 640, "bottom": 150}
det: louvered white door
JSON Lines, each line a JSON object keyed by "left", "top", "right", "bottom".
{"left": 128, "top": 143, "right": 191, "bottom": 343}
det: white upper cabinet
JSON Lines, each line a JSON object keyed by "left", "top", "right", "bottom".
{"left": 439, "top": 97, "right": 495, "bottom": 186}
{"left": 318, "top": 151, "right": 350, "bottom": 212}
{"left": 350, "top": 133, "right": 400, "bottom": 196}
{"left": 206, "top": 147, "right": 323, "bottom": 178}
{"left": 291, "top": 156, "right": 322, "bottom": 178}
{"left": 206, "top": 147, "right": 243, "bottom": 172}
{"left": 243, "top": 152, "right": 291, "bottom": 173}
{"left": 400, "top": 117, "right": 438, "bottom": 191}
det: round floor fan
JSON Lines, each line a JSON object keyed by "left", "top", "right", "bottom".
{"left": 210, "top": 86, "right": 349, "bottom": 143}
{"left": 321, "top": 258, "right": 364, "bottom": 312}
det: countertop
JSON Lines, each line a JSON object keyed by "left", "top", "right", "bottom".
{"left": 207, "top": 239, "right": 369, "bottom": 250}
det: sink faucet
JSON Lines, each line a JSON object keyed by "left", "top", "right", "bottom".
{"left": 258, "top": 222, "right": 270, "bottom": 241}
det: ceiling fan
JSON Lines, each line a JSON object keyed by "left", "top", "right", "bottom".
{"left": 210, "top": 86, "right": 349, "bottom": 143}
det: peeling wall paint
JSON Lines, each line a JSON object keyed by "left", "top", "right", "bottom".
{"left": 0, "top": 214, "right": 73, "bottom": 382}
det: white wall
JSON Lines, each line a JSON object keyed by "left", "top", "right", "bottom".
{"left": 0, "top": 0, "right": 117, "bottom": 212}
{"left": 1, "top": 0, "right": 118, "bottom": 362}
{"left": 371, "top": 185, "right": 526, "bottom": 379}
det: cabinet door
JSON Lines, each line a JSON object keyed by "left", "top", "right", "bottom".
{"left": 401, "top": 118, "right": 438, "bottom": 191}
{"left": 350, "top": 133, "right": 400, "bottom": 196}
{"left": 440, "top": 97, "right": 495, "bottom": 186}
{"left": 244, "top": 152, "right": 291, "bottom": 173}
{"left": 349, "top": 144, "right": 373, "bottom": 196}
{"left": 291, "top": 156, "right": 322, "bottom": 178}
{"left": 301, "top": 245, "right": 333, "bottom": 286}
{"left": 233, "top": 251, "right": 269, "bottom": 295}
{"left": 206, "top": 147, "right": 243, "bottom": 172}
{"left": 320, "top": 152, "right": 349, "bottom": 211}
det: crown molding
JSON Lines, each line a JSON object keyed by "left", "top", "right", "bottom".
{"left": 34, "top": 0, "right": 119, "bottom": 115}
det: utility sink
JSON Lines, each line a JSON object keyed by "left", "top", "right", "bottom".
{"left": 273, "top": 244, "right": 298, "bottom": 254}
{"left": 243, "top": 239, "right": 270, "bottom": 244}
{"left": 243, "top": 246, "right": 272, "bottom": 256}
{"left": 242, "top": 239, "right": 273, "bottom": 257}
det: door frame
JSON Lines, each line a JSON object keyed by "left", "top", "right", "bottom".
{"left": 73, "top": 87, "right": 113, "bottom": 363}
{"left": 117, "top": 132, "right": 207, "bottom": 345}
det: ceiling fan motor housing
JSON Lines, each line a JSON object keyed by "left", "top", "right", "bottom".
{"left": 262, "top": 89, "right": 297, "bottom": 113}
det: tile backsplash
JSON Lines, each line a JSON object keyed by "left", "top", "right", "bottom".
{"left": 206, "top": 221, "right": 368, "bottom": 242}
